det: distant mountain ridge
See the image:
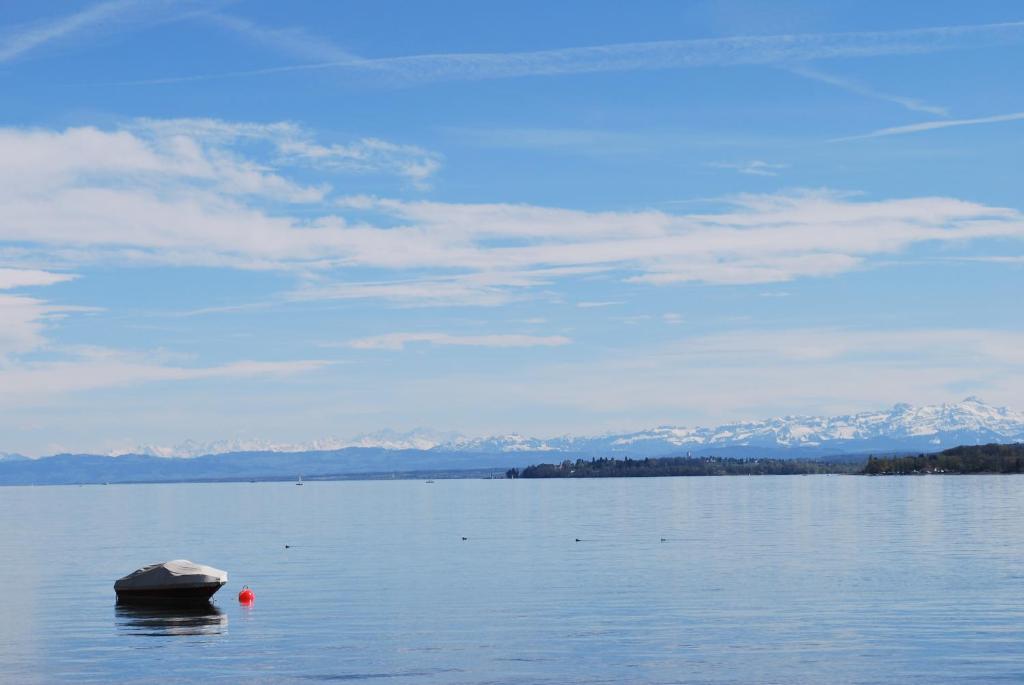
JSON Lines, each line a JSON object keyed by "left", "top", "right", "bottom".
{"left": 120, "top": 397, "right": 1024, "bottom": 459}
{"left": 0, "top": 452, "right": 29, "bottom": 462}
{"left": 119, "top": 429, "right": 461, "bottom": 458}
{"left": 3, "top": 398, "right": 1021, "bottom": 485}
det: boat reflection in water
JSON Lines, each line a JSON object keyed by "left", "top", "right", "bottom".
{"left": 115, "top": 602, "right": 228, "bottom": 636}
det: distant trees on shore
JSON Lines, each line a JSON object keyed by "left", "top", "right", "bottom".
{"left": 509, "top": 455, "right": 857, "bottom": 478}
{"left": 863, "top": 443, "right": 1024, "bottom": 475}
{"left": 508, "top": 444, "right": 1024, "bottom": 479}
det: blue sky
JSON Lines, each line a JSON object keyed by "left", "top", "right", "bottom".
{"left": 2, "top": 0, "right": 1023, "bottom": 455}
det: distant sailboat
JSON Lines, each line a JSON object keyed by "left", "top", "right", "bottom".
{"left": 296, "top": 475, "right": 303, "bottom": 486}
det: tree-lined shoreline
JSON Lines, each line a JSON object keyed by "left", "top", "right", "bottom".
{"left": 507, "top": 443, "right": 1024, "bottom": 478}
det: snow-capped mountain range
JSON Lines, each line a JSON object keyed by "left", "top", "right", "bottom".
{"left": 119, "top": 397, "right": 1024, "bottom": 458}
{"left": 118, "top": 429, "right": 462, "bottom": 458}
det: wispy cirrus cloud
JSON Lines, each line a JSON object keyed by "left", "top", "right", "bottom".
{"left": 450, "top": 127, "right": 648, "bottom": 155}
{"left": 113, "top": 20, "right": 1024, "bottom": 87}
{"left": 787, "top": 64, "right": 949, "bottom": 116}
{"left": 408, "top": 328, "right": 1024, "bottom": 422}
{"left": 0, "top": 0, "right": 138, "bottom": 63}
{"left": 203, "top": 12, "right": 359, "bottom": 62}
{"left": 278, "top": 136, "right": 441, "bottom": 189}
{"left": 291, "top": 278, "right": 516, "bottom": 308}
{"left": 708, "top": 160, "right": 788, "bottom": 177}
{"left": 670, "top": 328, "right": 1024, "bottom": 365}
{"left": 289, "top": 269, "right": 594, "bottom": 307}
{"left": 834, "top": 110, "right": 1024, "bottom": 141}
{"left": 0, "top": 0, "right": 209, "bottom": 64}
{"left": 347, "top": 332, "right": 572, "bottom": 351}
{"left": 131, "top": 117, "right": 442, "bottom": 188}
{"left": 576, "top": 301, "right": 623, "bottom": 308}
{"left": 0, "top": 349, "right": 332, "bottom": 407}
{"left": 948, "top": 255, "right": 1024, "bottom": 264}
{"left": 0, "top": 231, "right": 330, "bottom": 406}
{"left": 325, "top": 327, "right": 1024, "bottom": 435}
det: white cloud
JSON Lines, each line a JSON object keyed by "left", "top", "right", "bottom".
{"left": 0, "top": 268, "right": 75, "bottom": 289}
{"left": 3, "top": 121, "right": 1023, "bottom": 303}
{"left": 0, "top": 121, "right": 442, "bottom": 268}
{"left": 708, "top": 160, "right": 788, "bottom": 177}
{"left": 835, "top": 110, "right": 1024, "bottom": 141}
{"left": 343, "top": 191, "right": 1023, "bottom": 289}
{"left": 0, "top": 269, "right": 86, "bottom": 360}
{"left": 0, "top": 296, "right": 102, "bottom": 361}
{"left": 2, "top": 121, "right": 326, "bottom": 204}
{"left": 347, "top": 332, "right": 572, "bottom": 351}
{"left": 0, "top": 294, "right": 65, "bottom": 359}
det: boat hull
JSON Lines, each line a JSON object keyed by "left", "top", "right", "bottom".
{"left": 116, "top": 582, "right": 225, "bottom": 604}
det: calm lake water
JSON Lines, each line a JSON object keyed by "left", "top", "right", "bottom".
{"left": 2, "top": 476, "right": 1023, "bottom": 684}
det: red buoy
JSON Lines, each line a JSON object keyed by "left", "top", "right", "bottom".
{"left": 238, "top": 586, "right": 255, "bottom": 603}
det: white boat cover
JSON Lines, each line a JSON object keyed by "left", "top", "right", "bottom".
{"left": 114, "top": 560, "right": 227, "bottom": 591}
